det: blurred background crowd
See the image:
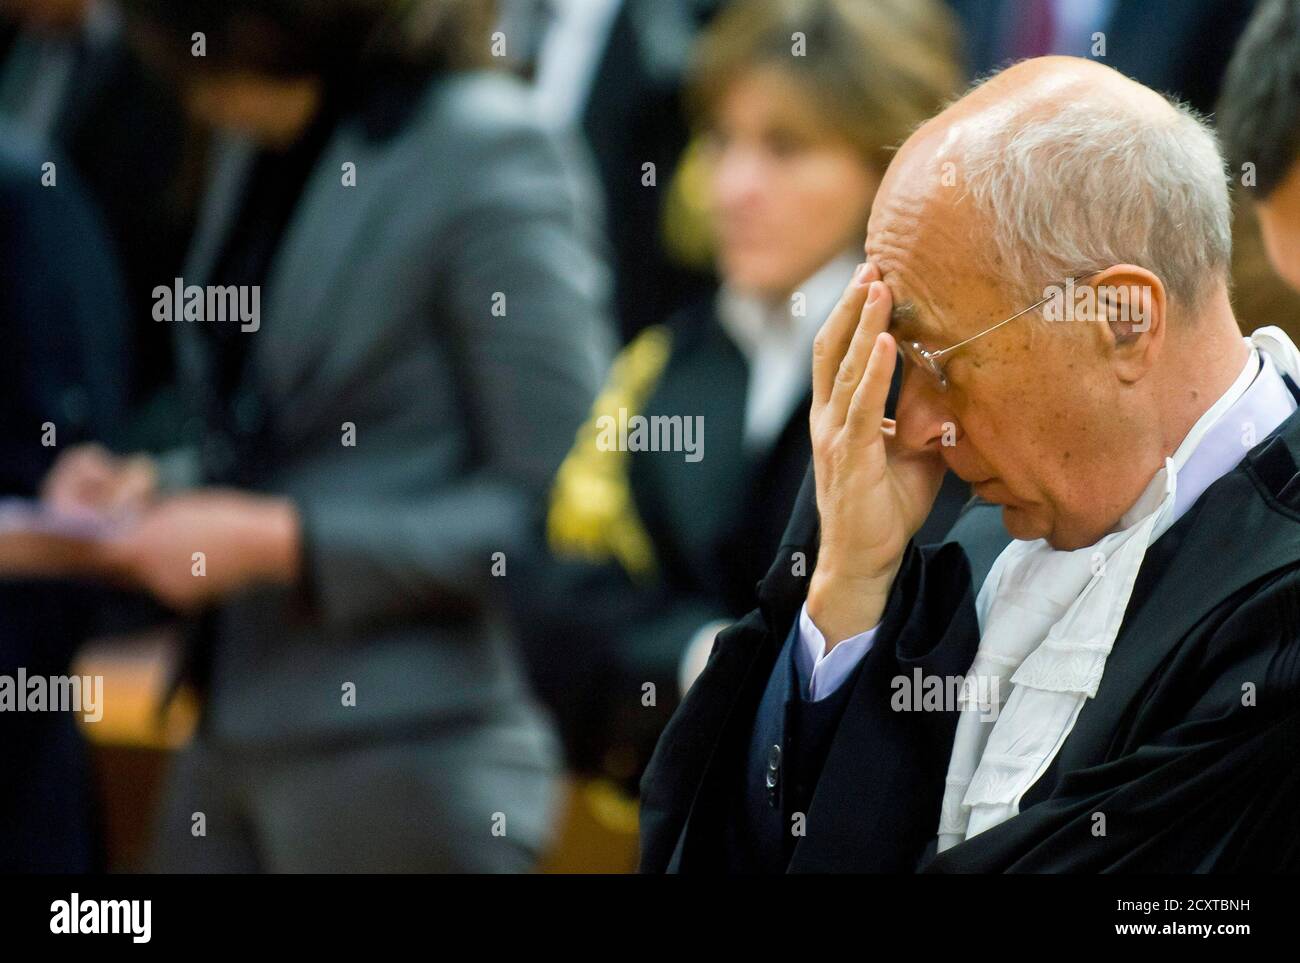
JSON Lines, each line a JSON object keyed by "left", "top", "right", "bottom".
{"left": 0, "top": 0, "right": 1295, "bottom": 873}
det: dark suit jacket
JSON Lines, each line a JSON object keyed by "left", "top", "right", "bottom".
{"left": 0, "top": 17, "right": 194, "bottom": 425}
{"left": 0, "top": 126, "right": 130, "bottom": 871}
{"left": 946, "top": 0, "right": 1256, "bottom": 114}
{"left": 579, "top": 0, "right": 721, "bottom": 340}
{"left": 641, "top": 382, "right": 1300, "bottom": 872}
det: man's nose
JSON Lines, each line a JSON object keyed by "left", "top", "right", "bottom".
{"left": 893, "top": 365, "right": 958, "bottom": 452}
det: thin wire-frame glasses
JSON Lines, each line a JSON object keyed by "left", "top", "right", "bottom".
{"left": 898, "top": 270, "right": 1102, "bottom": 391}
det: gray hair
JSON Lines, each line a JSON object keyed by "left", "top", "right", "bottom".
{"left": 955, "top": 92, "right": 1232, "bottom": 311}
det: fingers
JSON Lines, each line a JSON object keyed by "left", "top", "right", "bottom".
{"left": 812, "top": 261, "right": 878, "bottom": 413}
{"left": 823, "top": 278, "right": 892, "bottom": 430}
{"left": 41, "top": 445, "right": 159, "bottom": 519}
{"left": 846, "top": 331, "right": 897, "bottom": 438}
{"left": 106, "top": 456, "right": 159, "bottom": 516}
{"left": 41, "top": 445, "right": 116, "bottom": 514}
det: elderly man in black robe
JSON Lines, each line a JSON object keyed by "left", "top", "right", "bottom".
{"left": 640, "top": 55, "right": 1300, "bottom": 873}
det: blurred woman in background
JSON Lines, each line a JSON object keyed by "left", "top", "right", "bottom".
{"left": 40, "top": 0, "right": 612, "bottom": 871}
{"left": 520, "top": 0, "right": 965, "bottom": 794}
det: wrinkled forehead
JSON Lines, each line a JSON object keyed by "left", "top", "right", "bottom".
{"left": 865, "top": 166, "right": 992, "bottom": 346}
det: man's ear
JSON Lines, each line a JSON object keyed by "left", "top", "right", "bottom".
{"left": 1090, "top": 265, "right": 1165, "bottom": 382}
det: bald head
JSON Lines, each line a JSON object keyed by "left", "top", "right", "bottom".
{"left": 936, "top": 55, "right": 1173, "bottom": 126}
{"left": 873, "top": 56, "right": 1230, "bottom": 312}
{"left": 864, "top": 56, "right": 1246, "bottom": 551}
{"left": 897, "top": 56, "right": 1180, "bottom": 181}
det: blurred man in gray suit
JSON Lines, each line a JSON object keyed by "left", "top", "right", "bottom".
{"left": 41, "top": 0, "right": 612, "bottom": 872}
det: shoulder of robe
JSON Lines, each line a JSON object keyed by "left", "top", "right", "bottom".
{"left": 1232, "top": 564, "right": 1300, "bottom": 699}
{"left": 1246, "top": 430, "right": 1300, "bottom": 513}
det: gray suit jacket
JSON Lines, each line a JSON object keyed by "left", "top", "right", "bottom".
{"left": 165, "top": 71, "right": 612, "bottom": 748}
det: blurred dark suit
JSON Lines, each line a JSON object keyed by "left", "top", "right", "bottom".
{"left": 149, "top": 71, "right": 612, "bottom": 872}
{"left": 946, "top": 0, "right": 1256, "bottom": 113}
{"left": 0, "top": 124, "right": 130, "bottom": 871}
{"left": 505, "top": 0, "right": 722, "bottom": 340}
{"left": 578, "top": 0, "right": 721, "bottom": 340}
{"left": 0, "top": 2, "right": 194, "bottom": 436}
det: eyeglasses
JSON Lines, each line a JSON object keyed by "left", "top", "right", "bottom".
{"left": 898, "top": 270, "right": 1102, "bottom": 392}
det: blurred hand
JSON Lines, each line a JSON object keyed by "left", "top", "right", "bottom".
{"left": 41, "top": 444, "right": 159, "bottom": 520}
{"left": 96, "top": 491, "right": 301, "bottom": 612}
{"left": 805, "top": 261, "right": 947, "bottom": 647}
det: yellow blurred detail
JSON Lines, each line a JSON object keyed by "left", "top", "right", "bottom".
{"left": 547, "top": 325, "right": 674, "bottom": 581}
{"left": 582, "top": 777, "right": 642, "bottom": 837}
{"left": 661, "top": 137, "right": 716, "bottom": 271}
{"left": 73, "top": 630, "right": 198, "bottom": 750}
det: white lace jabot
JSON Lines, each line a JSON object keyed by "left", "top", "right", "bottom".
{"left": 937, "top": 326, "right": 1300, "bottom": 851}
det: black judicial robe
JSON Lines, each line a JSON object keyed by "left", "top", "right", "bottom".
{"left": 639, "top": 386, "right": 1300, "bottom": 873}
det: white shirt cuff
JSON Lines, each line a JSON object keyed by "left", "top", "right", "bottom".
{"left": 796, "top": 602, "right": 880, "bottom": 701}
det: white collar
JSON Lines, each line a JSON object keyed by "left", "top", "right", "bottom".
{"left": 715, "top": 253, "right": 855, "bottom": 360}
{"left": 715, "top": 253, "right": 857, "bottom": 450}
{"left": 938, "top": 326, "right": 1300, "bottom": 851}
